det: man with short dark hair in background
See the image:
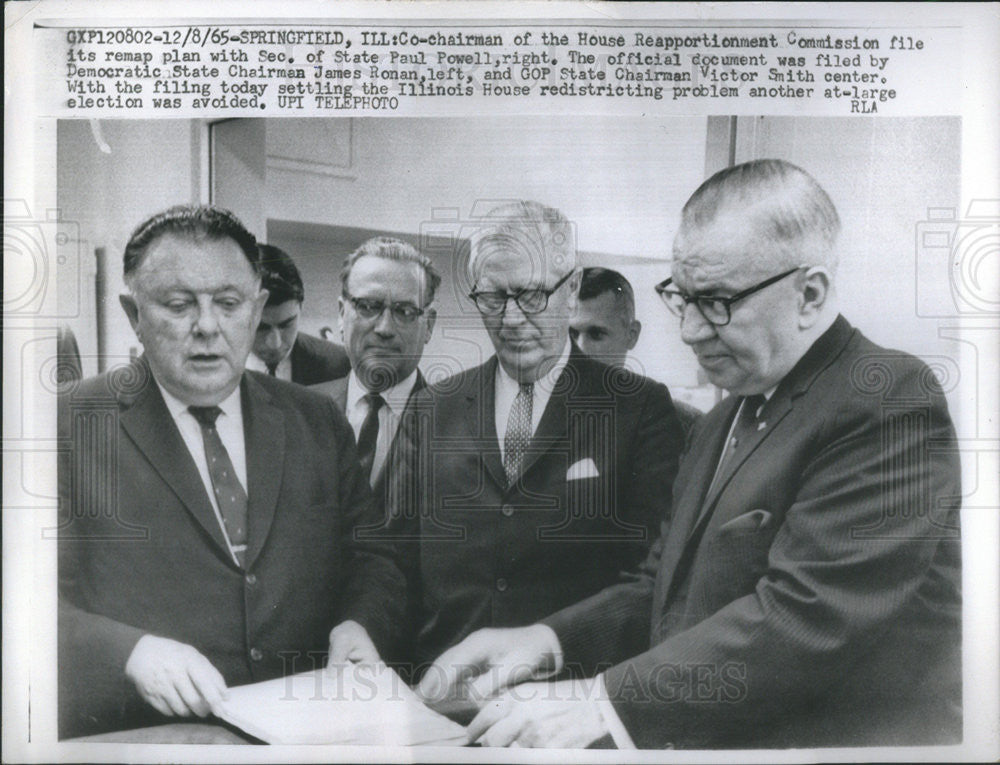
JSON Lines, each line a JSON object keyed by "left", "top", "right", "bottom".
{"left": 420, "top": 161, "right": 961, "bottom": 750}
{"left": 248, "top": 243, "right": 350, "bottom": 384}
{"left": 571, "top": 266, "right": 702, "bottom": 439}
{"left": 58, "top": 206, "right": 407, "bottom": 738}
{"left": 570, "top": 267, "right": 642, "bottom": 367}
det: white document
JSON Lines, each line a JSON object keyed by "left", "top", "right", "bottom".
{"left": 214, "top": 664, "right": 467, "bottom": 746}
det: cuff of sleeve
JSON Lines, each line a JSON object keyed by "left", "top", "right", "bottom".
{"left": 595, "top": 672, "right": 636, "bottom": 749}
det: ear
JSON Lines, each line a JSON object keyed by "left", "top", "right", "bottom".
{"left": 626, "top": 319, "right": 642, "bottom": 350}
{"left": 423, "top": 306, "right": 437, "bottom": 344}
{"left": 565, "top": 268, "right": 582, "bottom": 311}
{"left": 797, "top": 267, "right": 831, "bottom": 329}
{"left": 251, "top": 287, "right": 269, "bottom": 328}
{"left": 337, "top": 296, "right": 347, "bottom": 342}
{"left": 119, "top": 293, "right": 140, "bottom": 333}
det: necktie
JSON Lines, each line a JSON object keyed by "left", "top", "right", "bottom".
{"left": 710, "top": 394, "right": 766, "bottom": 493}
{"left": 188, "top": 405, "right": 248, "bottom": 566}
{"left": 503, "top": 383, "right": 534, "bottom": 486}
{"left": 266, "top": 363, "right": 278, "bottom": 376}
{"left": 356, "top": 393, "right": 385, "bottom": 482}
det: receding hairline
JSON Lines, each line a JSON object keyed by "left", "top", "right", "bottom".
{"left": 674, "top": 159, "right": 841, "bottom": 272}
{"left": 467, "top": 201, "right": 577, "bottom": 281}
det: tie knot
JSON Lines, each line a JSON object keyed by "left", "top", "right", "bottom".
{"left": 743, "top": 395, "right": 766, "bottom": 419}
{"left": 266, "top": 362, "right": 278, "bottom": 376}
{"left": 364, "top": 392, "right": 386, "bottom": 413}
{"left": 518, "top": 383, "right": 534, "bottom": 397}
{"left": 188, "top": 405, "right": 223, "bottom": 427}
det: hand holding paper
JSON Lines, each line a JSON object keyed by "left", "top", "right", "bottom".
{"left": 416, "top": 624, "right": 563, "bottom": 715}
{"left": 124, "top": 634, "right": 228, "bottom": 718}
{"left": 327, "top": 619, "right": 380, "bottom": 666}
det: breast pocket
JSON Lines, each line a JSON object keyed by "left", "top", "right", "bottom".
{"left": 695, "top": 510, "right": 779, "bottom": 612}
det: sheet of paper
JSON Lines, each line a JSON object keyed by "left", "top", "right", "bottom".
{"left": 214, "top": 664, "right": 467, "bottom": 746}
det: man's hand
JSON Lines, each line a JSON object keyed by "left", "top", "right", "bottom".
{"left": 467, "top": 679, "right": 609, "bottom": 748}
{"left": 123, "top": 634, "right": 227, "bottom": 717}
{"left": 416, "top": 625, "right": 562, "bottom": 714}
{"left": 327, "top": 620, "right": 380, "bottom": 666}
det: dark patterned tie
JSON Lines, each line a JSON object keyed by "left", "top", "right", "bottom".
{"left": 503, "top": 383, "right": 534, "bottom": 486}
{"left": 356, "top": 392, "right": 385, "bottom": 482}
{"left": 709, "top": 394, "right": 766, "bottom": 494}
{"left": 266, "top": 363, "right": 278, "bottom": 376}
{"left": 189, "top": 405, "right": 248, "bottom": 566}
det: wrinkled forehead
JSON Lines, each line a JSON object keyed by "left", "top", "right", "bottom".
{"left": 470, "top": 245, "right": 565, "bottom": 291}
{"left": 671, "top": 212, "right": 775, "bottom": 292}
{"left": 469, "top": 221, "right": 573, "bottom": 283}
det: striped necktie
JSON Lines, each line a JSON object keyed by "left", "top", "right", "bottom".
{"left": 189, "top": 405, "right": 248, "bottom": 566}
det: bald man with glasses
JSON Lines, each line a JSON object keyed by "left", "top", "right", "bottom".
{"left": 419, "top": 162, "right": 961, "bottom": 750}
{"left": 379, "top": 201, "right": 686, "bottom": 678}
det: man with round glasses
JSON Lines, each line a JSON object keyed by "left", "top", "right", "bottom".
{"left": 419, "top": 161, "right": 961, "bottom": 749}
{"left": 384, "top": 200, "right": 686, "bottom": 680}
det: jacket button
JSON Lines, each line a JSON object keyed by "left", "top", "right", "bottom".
{"left": 501, "top": 504, "right": 514, "bottom": 517}
{"left": 496, "top": 577, "right": 508, "bottom": 592}
{"left": 250, "top": 647, "right": 263, "bottom": 661}
{"left": 245, "top": 573, "right": 257, "bottom": 585}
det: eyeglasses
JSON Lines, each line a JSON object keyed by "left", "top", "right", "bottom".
{"left": 342, "top": 292, "right": 425, "bottom": 324}
{"left": 654, "top": 267, "right": 801, "bottom": 327}
{"left": 468, "top": 270, "right": 574, "bottom": 316}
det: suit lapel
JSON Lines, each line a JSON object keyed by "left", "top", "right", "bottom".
{"left": 117, "top": 362, "right": 232, "bottom": 556}
{"left": 688, "top": 393, "right": 795, "bottom": 537}
{"left": 370, "top": 370, "right": 426, "bottom": 490}
{"left": 516, "top": 357, "right": 574, "bottom": 480}
{"left": 474, "top": 358, "right": 507, "bottom": 489}
{"left": 662, "top": 316, "right": 858, "bottom": 604}
{"left": 241, "top": 374, "right": 286, "bottom": 568}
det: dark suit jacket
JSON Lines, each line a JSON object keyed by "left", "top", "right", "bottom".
{"left": 310, "top": 370, "right": 425, "bottom": 496}
{"left": 544, "top": 316, "right": 962, "bottom": 748}
{"left": 57, "top": 358, "right": 407, "bottom": 738}
{"left": 381, "top": 347, "right": 686, "bottom": 669}
{"left": 289, "top": 332, "right": 351, "bottom": 385}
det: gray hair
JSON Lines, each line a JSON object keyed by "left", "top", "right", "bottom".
{"left": 468, "top": 201, "right": 577, "bottom": 283}
{"left": 676, "top": 159, "right": 841, "bottom": 273}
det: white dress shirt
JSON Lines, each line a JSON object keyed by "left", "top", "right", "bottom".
{"left": 156, "top": 380, "right": 248, "bottom": 565}
{"left": 245, "top": 351, "right": 292, "bottom": 381}
{"left": 494, "top": 340, "right": 571, "bottom": 461}
{"left": 346, "top": 369, "right": 419, "bottom": 484}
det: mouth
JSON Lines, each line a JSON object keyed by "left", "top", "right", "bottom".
{"left": 694, "top": 350, "right": 731, "bottom": 368}
{"left": 188, "top": 353, "right": 224, "bottom": 366}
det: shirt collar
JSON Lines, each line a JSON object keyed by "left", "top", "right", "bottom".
{"left": 156, "top": 377, "right": 243, "bottom": 423}
{"left": 346, "top": 369, "right": 419, "bottom": 414}
{"left": 495, "top": 338, "right": 572, "bottom": 394}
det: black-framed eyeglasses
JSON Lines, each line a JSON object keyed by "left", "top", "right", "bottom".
{"left": 342, "top": 292, "right": 425, "bottom": 324}
{"left": 468, "top": 270, "right": 574, "bottom": 316}
{"left": 654, "top": 267, "right": 802, "bottom": 327}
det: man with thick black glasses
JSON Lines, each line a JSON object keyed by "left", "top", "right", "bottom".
{"left": 420, "top": 162, "right": 961, "bottom": 750}
{"left": 382, "top": 201, "right": 686, "bottom": 681}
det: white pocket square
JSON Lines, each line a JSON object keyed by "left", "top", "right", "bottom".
{"left": 566, "top": 458, "right": 599, "bottom": 481}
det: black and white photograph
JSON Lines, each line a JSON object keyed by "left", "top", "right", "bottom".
{"left": 4, "top": 2, "right": 998, "bottom": 762}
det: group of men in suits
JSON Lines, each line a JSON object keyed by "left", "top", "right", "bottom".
{"left": 58, "top": 159, "right": 961, "bottom": 749}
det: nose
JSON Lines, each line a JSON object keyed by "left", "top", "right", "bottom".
{"left": 500, "top": 296, "right": 528, "bottom": 328}
{"left": 373, "top": 306, "right": 396, "bottom": 336}
{"left": 263, "top": 327, "right": 282, "bottom": 349}
{"left": 678, "top": 303, "right": 717, "bottom": 346}
{"left": 192, "top": 299, "right": 221, "bottom": 336}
